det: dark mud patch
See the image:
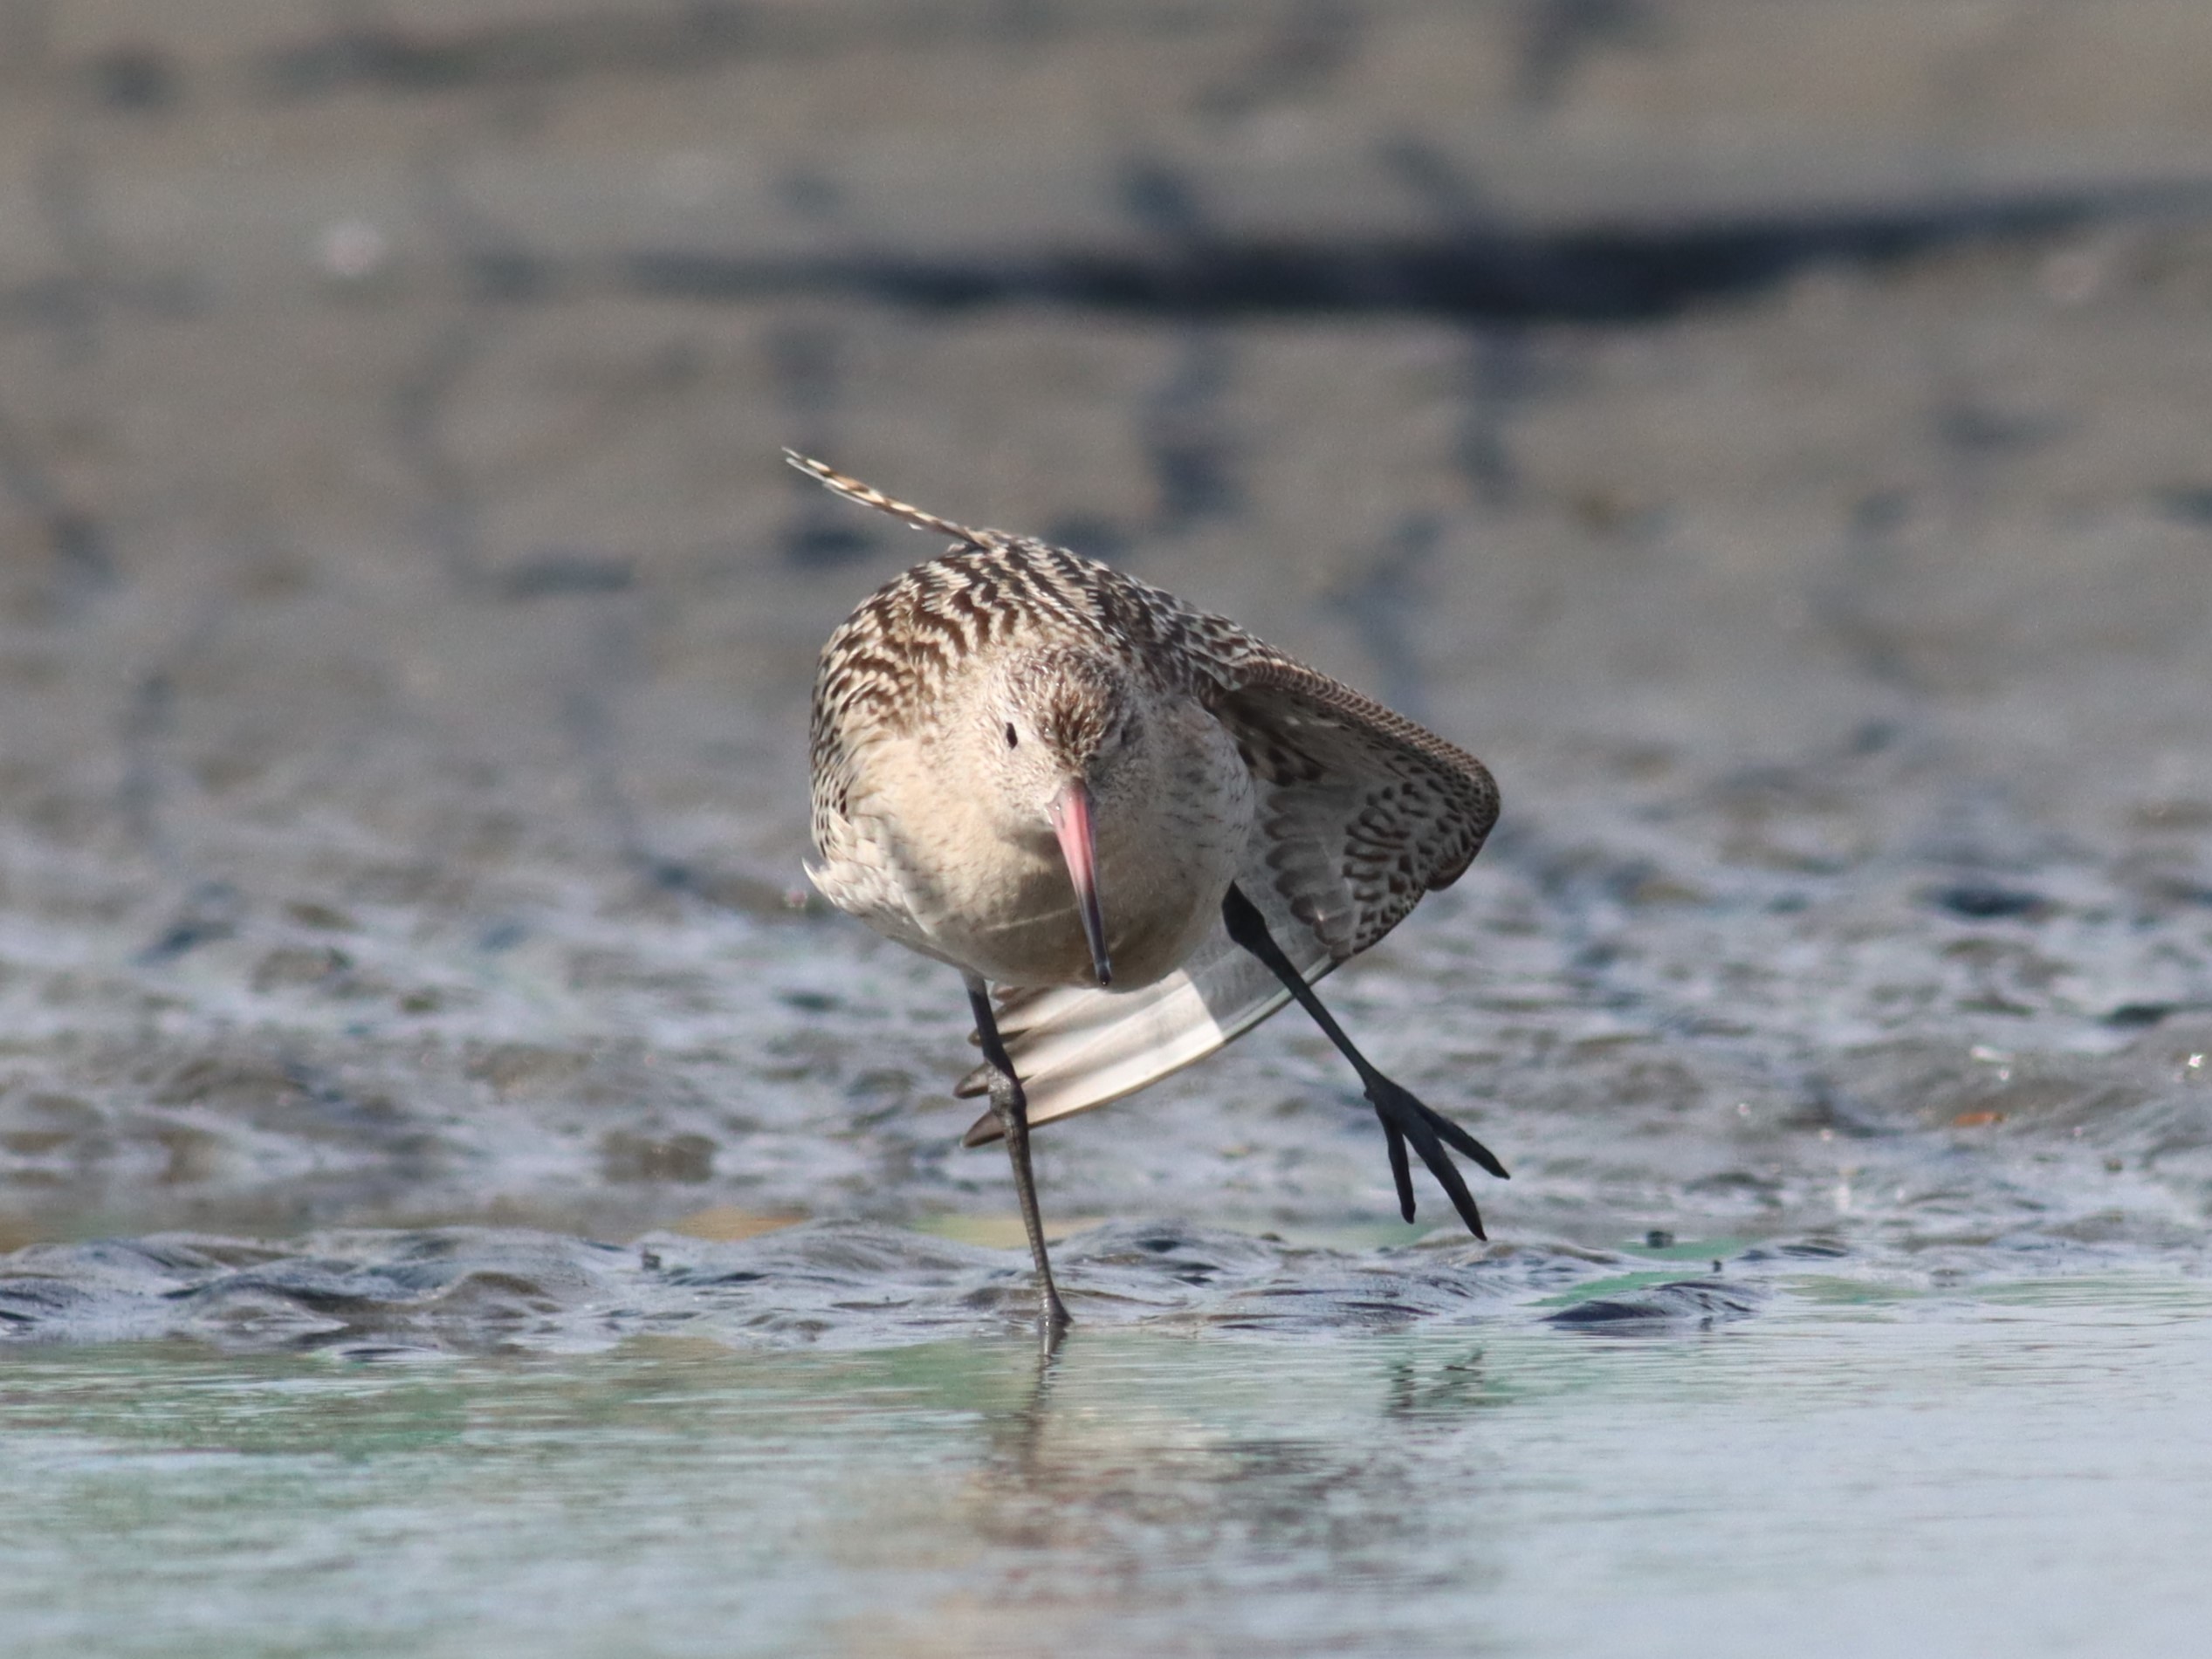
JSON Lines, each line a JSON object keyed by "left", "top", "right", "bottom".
{"left": 621, "top": 182, "right": 2212, "bottom": 325}
{"left": 1545, "top": 1277, "right": 1763, "bottom": 1332}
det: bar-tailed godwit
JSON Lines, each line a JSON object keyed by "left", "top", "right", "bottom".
{"left": 793, "top": 452, "right": 1507, "bottom": 1331}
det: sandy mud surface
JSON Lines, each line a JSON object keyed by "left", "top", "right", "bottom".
{"left": 0, "top": 0, "right": 2208, "bottom": 1326}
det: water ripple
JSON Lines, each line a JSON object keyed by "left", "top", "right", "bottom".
{"left": 0, "top": 1220, "right": 1777, "bottom": 1354}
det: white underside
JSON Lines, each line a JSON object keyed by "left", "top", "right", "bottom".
{"left": 959, "top": 878, "right": 1333, "bottom": 1141}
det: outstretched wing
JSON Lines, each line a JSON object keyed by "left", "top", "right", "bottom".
{"left": 1213, "top": 656, "right": 1498, "bottom": 956}
{"left": 963, "top": 645, "right": 1497, "bottom": 1142}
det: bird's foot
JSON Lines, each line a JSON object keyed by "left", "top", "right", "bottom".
{"left": 1364, "top": 1071, "right": 1508, "bottom": 1240}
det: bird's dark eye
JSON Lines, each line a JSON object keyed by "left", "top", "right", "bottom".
{"left": 1005, "top": 723, "right": 1019, "bottom": 749}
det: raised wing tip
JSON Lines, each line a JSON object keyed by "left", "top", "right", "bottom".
{"left": 780, "top": 449, "right": 981, "bottom": 544}
{"left": 781, "top": 449, "right": 858, "bottom": 497}
{"left": 961, "top": 1109, "right": 1002, "bottom": 1148}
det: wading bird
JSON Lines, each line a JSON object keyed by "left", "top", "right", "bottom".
{"left": 795, "top": 453, "right": 1506, "bottom": 1332}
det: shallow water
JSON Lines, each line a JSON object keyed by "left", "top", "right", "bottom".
{"left": 3, "top": 1272, "right": 2207, "bottom": 1659}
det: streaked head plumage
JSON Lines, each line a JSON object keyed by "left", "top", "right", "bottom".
{"left": 1003, "top": 646, "right": 1137, "bottom": 781}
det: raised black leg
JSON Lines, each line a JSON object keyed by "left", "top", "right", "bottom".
{"left": 1219, "top": 883, "right": 1508, "bottom": 1237}
{"left": 966, "top": 974, "right": 1072, "bottom": 1335}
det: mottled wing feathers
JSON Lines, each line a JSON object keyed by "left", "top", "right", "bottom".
{"left": 1214, "top": 655, "right": 1499, "bottom": 958}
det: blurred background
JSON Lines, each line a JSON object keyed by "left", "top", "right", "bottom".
{"left": 3, "top": 0, "right": 2210, "bottom": 1253}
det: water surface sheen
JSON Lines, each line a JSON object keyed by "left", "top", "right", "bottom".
{"left": 0, "top": 1275, "right": 2205, "bottom": 1659}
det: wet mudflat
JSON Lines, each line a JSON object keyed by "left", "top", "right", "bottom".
{"left": 3, "top": 2, "right": 2212, "bottom": 1653}
{"left": 1, "top": 1275, "right": 2208, "bottom": 1659}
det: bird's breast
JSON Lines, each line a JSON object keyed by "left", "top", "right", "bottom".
{"left": 843, "top": 713, "right": 1254, "bottom": 991}
{"left": 884, "top": 815, "right": 1229, "bottom": 991}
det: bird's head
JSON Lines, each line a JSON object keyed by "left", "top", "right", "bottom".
{"left": 991, "top": 647, "right": 1144, "bottom": 986}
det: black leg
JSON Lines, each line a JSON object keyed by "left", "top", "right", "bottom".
{"left": 1220, "top": 883, "right": 1508, "bottom": 1238}
{"left": 967, "top": 974, "right": 1072, "bottom": 1335}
